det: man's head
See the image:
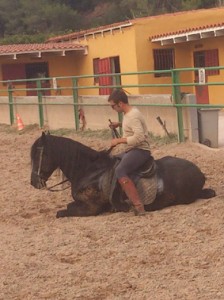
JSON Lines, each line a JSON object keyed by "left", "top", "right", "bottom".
{"left": 108, "top": 89, "right": 129, "bottom": 112}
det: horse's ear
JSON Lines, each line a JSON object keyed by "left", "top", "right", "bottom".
{"left": 41, "top": 131, "right": 47, "bottom": 143}
{"left": 41, "top": 130, "right": 50, "bottom": 137}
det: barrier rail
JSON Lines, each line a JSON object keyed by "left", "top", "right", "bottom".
{"left": 1, "top": 66, "right": 224, "bottom": 142}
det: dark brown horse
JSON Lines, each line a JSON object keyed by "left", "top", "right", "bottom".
{"left": 30, "top": 133, "right": 216, "bottom": 217}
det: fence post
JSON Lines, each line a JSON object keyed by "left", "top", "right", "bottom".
{"left": 8, "top": 83, "right": 14, "bottom": 125}
{"left": 114, "top": 74, "right": 123, "bottom": 136}
{"left": 172, "top": 70, "right": 185, "bottom": 142}
{"left": 37, "top": 80, "right": 44, "bottom": 128}
{"left": 72, "top": 78, "right": 79, "bottom": 130}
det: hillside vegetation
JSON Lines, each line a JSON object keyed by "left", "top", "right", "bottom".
{"left": 0, "top": 0, "right": 224, "bottom": 44}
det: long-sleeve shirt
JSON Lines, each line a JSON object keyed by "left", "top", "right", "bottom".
{"left": 122, "top": 107, "right": 151, "bottom": 152}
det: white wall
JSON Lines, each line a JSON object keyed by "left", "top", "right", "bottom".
{"left": 0, "top": 94, "right": 199, "bottom": 142}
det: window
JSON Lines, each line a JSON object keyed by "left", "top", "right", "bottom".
{"left": 25, "top": 62, "right": 50, "bottom": 96}
{"left": 194, "top": 49, "right": 219, "bottom": 76}
{"left": 25, "top": 62, "right": 49, "bottom": 81}
{"left": 153, "top": 48, "right": 175, "bottom": 77}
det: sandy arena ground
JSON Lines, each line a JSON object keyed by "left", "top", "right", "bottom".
{"left": 0, "top": 125, "right": 224, "bottom": 300}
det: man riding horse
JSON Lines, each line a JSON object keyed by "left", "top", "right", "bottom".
{"left": 30, "top": 91, "right": 216, "bottom": 218}
{"left": 108, "top": 89, "right": 152, "bottom": 216}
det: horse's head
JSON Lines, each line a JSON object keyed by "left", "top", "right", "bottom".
{"left": 30, "top": 132, "right": 57, "bottom": 189}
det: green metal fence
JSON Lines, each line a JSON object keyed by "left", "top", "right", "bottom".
{"left": 1, "top": 66, "right": 224, "bottom": 142}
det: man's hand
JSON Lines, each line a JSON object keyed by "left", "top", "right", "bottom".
{"left": 109, "top": 121, "right": 121, "bottom": 129}
{"left": 111, "top": 138, "right": 127, "bottom": 147}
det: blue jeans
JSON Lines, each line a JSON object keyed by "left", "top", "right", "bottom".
{"left": 115, "top": 148, "right": 151, "bottom": 179}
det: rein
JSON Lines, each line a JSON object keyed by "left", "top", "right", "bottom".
{"left": 46, "top": 178, "right": 70, "bottom": 192}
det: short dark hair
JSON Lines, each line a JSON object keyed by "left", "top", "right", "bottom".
{"left": 108, "top": 89, "right": 128, "bottom": 104}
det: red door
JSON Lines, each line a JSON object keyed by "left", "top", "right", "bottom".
{"left": 98, "top": 58, "right": 112, "bottom": 95}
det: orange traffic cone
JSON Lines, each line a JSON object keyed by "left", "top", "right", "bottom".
{"left": 16, "top": 114, "right": 24, "bottom": 131}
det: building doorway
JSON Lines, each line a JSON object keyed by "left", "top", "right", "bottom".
{"left": 96, "top": 56, "right": 121, "bottom": 95}
{"left": 25, "top": 62, "right": 50, "bottom": 96}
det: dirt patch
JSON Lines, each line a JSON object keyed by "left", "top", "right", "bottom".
{"left": 0, "top": 125, "right": 224, "bottom": 300}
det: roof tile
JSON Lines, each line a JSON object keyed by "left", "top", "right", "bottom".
{"left": 47, "top": 21, "right": 132, "bottom": 42}
{"left": 151, "top": 22, "right": 224, "bottom": 39}
{"left": 0, "top": 43, "right": 85, "bottom": 54}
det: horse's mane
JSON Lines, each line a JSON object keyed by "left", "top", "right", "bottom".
{"left": 51, "top": 135, "right": 99, "bottom": 159}
{"left": 31, "top": 134, "right": 114, "bottom": 183}
{"left": 31, "top": 133, "right": 99, "bottom": 157}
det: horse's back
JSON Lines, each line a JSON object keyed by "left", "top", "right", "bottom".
{"left": 156, "top": 156, "right": 206, "bottom": 202}
{"left": 156, "top": 156, "right": 204, "bottom": 180}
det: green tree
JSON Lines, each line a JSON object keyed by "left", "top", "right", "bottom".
{"left": 119, "top": 0, "right": 151, "bottom": 18}
{"left": 20, "top": 0, "right": 81, "bottom": 34}
{"left": 197, "top": 0, "right": 222, "bottom": 7}
{"left": 0, "top": 0, "right": 221, "bottom": 44}
{"left": 0, "top": 0, "right": 22, "bottom": 37}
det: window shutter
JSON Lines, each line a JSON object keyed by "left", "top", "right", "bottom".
{"left": 98, "top": 58, "right": 112, "bottom": 95}
{"left": 93, "top": 58, "right": 100, "bottom": 84}
{"left": 205, "top": 49, "right": 219, "bottom": 76}
{"left": 2, "top": 64, "right": 26, "bottom": 84}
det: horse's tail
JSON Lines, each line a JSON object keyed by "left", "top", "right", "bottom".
{"left": 199, "top": 188, "right": 216, "bottom": 199}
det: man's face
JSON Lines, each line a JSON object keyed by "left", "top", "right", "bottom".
{"left": 109, "top": 100, "right": 123, "bottom": 112}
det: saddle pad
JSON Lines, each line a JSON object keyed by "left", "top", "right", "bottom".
{"left": 136, "top": 176, "right": 157, "bottom": 205}
{"left": 99, "top": 167, "right": 115, "bottom": 201}
{"left": 100, "top": 164, "right": 158, "bottom": 206}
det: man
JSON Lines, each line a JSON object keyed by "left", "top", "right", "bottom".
{"left": 108, "top": 89, "right": 151, "bottom": 216}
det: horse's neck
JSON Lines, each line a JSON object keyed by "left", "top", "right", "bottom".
{"left": 59, "top": 159, "right": 78, "bottom": 182}
{"left": 51, "top": 136, "right": 101, "bottom": 183}
{"left": 57, "top": 148, "right": 89, "bottom": 183}
{"left": 60, "top": 165, "right": 75, "bottom": 182}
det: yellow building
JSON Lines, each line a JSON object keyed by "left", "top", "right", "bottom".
{"left": 1, "top": 7, "right": 224, "bottom": 104}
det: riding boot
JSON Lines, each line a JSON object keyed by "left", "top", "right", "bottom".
{"left": 118, "top": 177, "right": 145, "bottom": 216}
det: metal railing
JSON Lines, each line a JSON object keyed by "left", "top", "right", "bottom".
{"left": 1, "top": 66, "right": 224, "bottom": 142}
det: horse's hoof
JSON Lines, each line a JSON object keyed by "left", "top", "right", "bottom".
{"left": 56, "top": 210, "right": 67, "bottom": 218}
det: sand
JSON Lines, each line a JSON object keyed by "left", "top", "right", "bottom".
{"left": 0, "top": 125, "right": 224, "bottom": 300}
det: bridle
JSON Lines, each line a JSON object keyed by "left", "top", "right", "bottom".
{"left": 37, "top": 146, "right": 44, "bottom": 177}
{"left": 33, "top": 145, "right": 70, "bottom": 192}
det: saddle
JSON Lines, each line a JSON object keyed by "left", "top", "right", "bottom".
{"left": 136, "top": 155, "right": 157, "bottom": 179}
{"left": 101, "top": 155, "right": 158, "bottom": 207}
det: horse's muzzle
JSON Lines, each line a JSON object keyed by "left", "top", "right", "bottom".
{"left": 31, "top": 172, "right": 46, "bottom": 189}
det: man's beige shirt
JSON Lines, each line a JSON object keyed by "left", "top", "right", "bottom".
{"left": 122, "top": 107, "right": 151, "bottom": 152}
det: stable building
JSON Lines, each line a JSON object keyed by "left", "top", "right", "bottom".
{"left": 0, "top": 7, "right": 224, "bottom": 104}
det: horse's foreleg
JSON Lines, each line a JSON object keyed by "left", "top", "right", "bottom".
{"left": 56, "top": 184, "right": 113, "bottom": 218}
{"left": 56, "top": 201, "right": 92, "bottom": 217}
{"left": 56, "top": 201, "right": 90, "bottom": 217}
{"left": 56, "top": 200, "right": 108, "bottom": 218}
